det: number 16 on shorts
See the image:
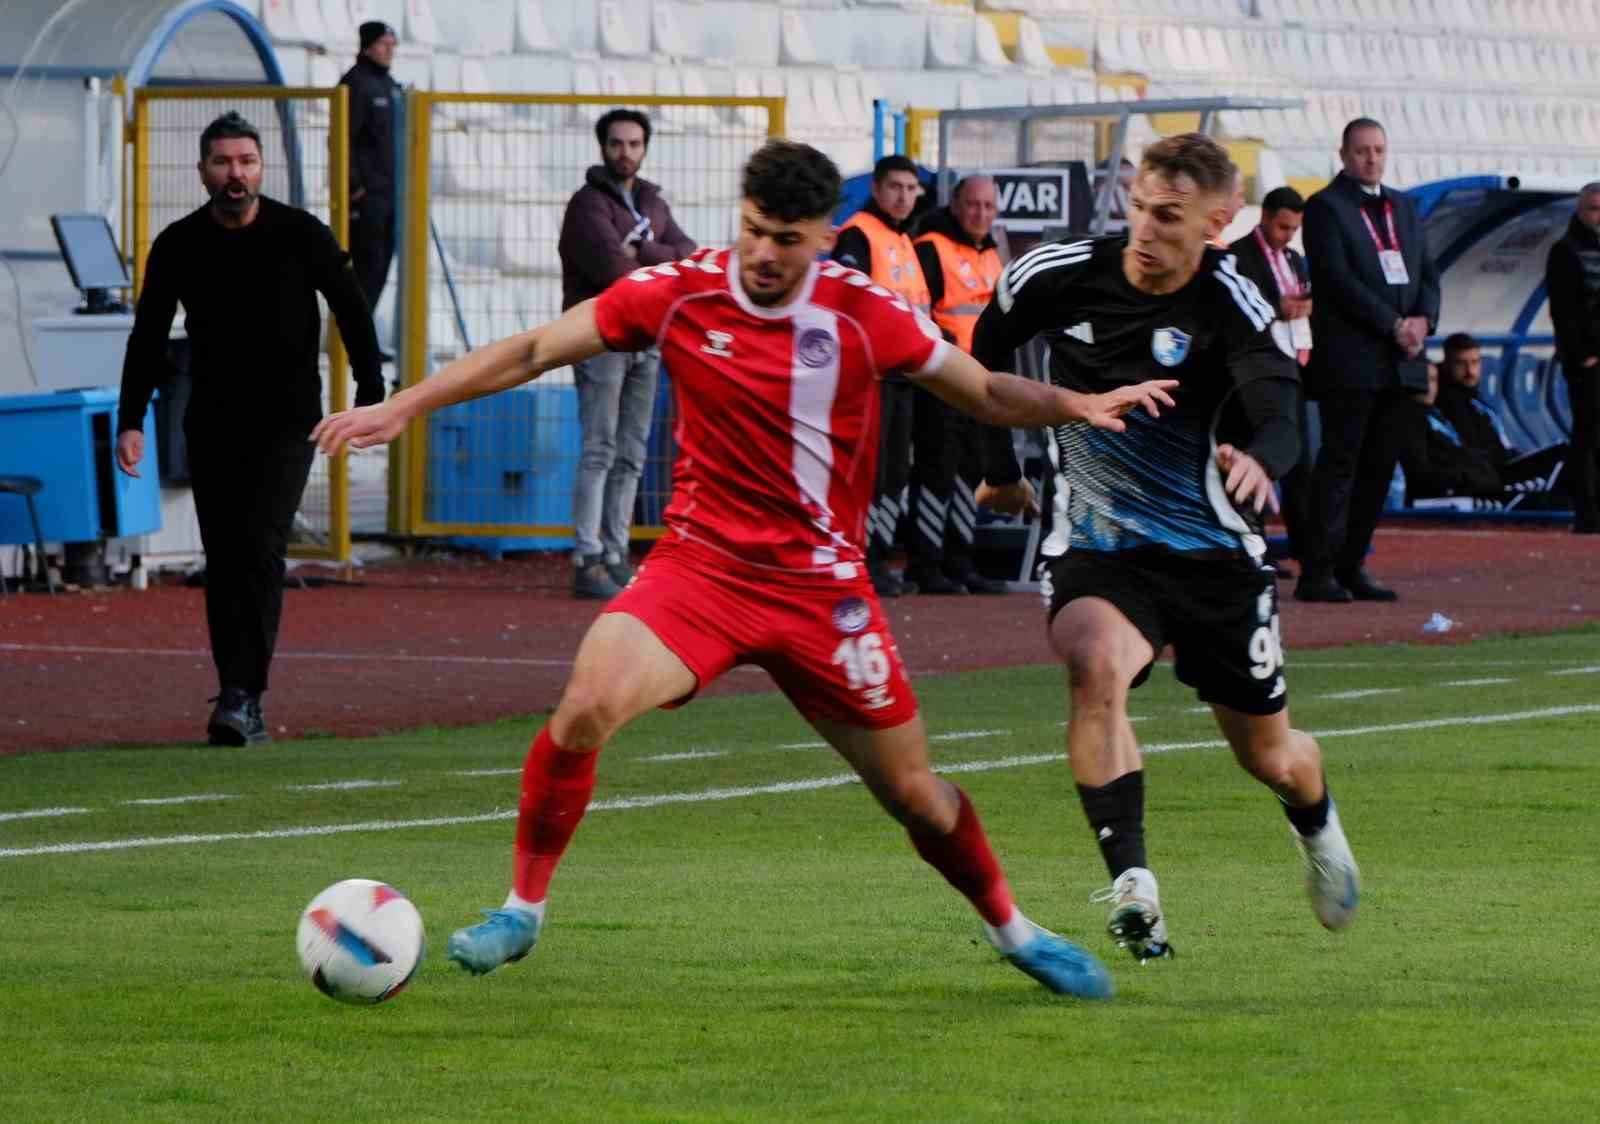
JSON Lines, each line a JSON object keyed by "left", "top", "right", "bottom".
{"left": 832, "top": 633, "right": 896, "bottom": 711}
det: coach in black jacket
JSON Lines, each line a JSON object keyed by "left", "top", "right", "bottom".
{"left": 1230, "top": 187, "right": 1313, "bottom": 571}
{"left": 1296, "top": 118, "right": 1440, "bottom": 603}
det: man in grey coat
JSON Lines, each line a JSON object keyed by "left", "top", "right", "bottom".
{"left": 558, "top": 109, "right": 696, "bottom": 598}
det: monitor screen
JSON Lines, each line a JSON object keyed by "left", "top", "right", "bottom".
{"left": 50, "top": 212, "right": 130, "bottom": 291}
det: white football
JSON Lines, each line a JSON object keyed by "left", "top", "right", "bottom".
{"left": 296, "top": 879, "right": 425, "bottom": 1005}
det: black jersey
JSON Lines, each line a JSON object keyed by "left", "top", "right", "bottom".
{"left": 972, "top": 236, "right": 1298, "bottom": 561}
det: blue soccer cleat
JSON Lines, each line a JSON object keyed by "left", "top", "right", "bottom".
{"left": 1003, "top": 922, "right": 1116, "bottom": 999}
{"left": 446, "top": 908, "right": 541, "bottom": 976}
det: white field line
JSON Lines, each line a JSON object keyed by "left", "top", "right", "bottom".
{"left": 1548, "top": 665, "right": 1600, "bottom": 676}
{"left": 284, "top": 780, "right": 403, "bottom": 792}
{"left": 1317, "top": 688, "right": 1404, "bottom": 700}
{"left": 1440, "top": 678, "right": 1517, "bottom": 688}
{"left": 122, "top": 794, "right": 236, "bottom": 806}
{"left": 0, "top": 806, "right": 90, "bottom": 824}
{"left": 5, "top": 704, "right": 1595, "bottom": 860}
{"left": 640, "top": 750, "right": 728, "bottom": 763}
{"left": 452, "top": 768, "right": 522, "bottom": 777}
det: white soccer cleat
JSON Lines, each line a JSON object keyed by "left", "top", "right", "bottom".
{"left": 1293, "top": 805, "right": 1360, "bottom": 931}
{"left": 1090, "top": 866, "right": 1173, "bottom": 962}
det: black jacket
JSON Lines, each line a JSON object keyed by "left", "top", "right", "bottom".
{"left": 1395, "top": 394, "right": 1503, "bottom": 500}
{"left": 1434, "top": 380, "right": 1511, "bottom": 462}
{"left": 1227, "top": 228, "right": 1306, "bottom": 318}
{"left": 1545, "top": 214, "right": 1600, "bottom": 365}
{"left": 340, "top": 56, "right": 401, "bottom": 207}
{"left": 1301, "top": 173, "right": 1440, "bottom": 398}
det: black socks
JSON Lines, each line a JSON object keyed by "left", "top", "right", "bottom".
{"left": 1281, "top": 785, "right": 1332, "bottom": 837}
{"left": 1077, "top": 771, "right": 1147, "bottom": 879}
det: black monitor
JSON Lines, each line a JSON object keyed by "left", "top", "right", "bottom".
{"left": 50, "top": 212, "right": 130, "bottom": 313}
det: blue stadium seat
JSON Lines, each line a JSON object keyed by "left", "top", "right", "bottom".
{"left": 1505, "top": 353, "right": 1566, "bottom": 452}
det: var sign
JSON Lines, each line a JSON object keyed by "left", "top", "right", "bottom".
{"left": 975, "top": 169, "right": 1071, "bottom": 232}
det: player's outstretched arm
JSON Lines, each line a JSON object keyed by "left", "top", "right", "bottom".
{"left": 911, "top": 347, "right": 1177, "bottom": 433}
{"left": 311, "top": 300, "right": 609, "bottom": 455}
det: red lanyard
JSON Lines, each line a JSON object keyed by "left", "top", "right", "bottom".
{"left": 1252, "top": 227, "right": 1300, "bottom": 299}
{"left": 1358, "top": 199, "right": 1400, "bottom": 254}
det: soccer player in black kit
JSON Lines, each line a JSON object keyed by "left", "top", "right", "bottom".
{"left": 115, "top": 112, "right": 384, "bottom": 746}
{"left": 972, "top": 134, "right": 1360, "bottom": 961}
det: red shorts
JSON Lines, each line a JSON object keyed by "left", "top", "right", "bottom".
{"left": 604, "top": 537, "right": 918, "bottom": 729}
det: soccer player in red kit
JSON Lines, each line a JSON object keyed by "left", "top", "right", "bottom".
{"left": 312, "top": 141, "right": 1175, "bottom": 999}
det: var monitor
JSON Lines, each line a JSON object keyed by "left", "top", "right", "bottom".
{"left": 50, "top": 212, "right": 130, "bottom": 313}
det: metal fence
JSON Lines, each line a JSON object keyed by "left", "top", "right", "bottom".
{"left": 129, "top": 85, "right": 353, "bottom": 563}
{"left": 398, "top": 93, "right": 785, "bottom": 544}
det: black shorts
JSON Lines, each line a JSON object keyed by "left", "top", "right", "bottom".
{"left": 1042, "top": 549, "right": 1287, "bottom": 715}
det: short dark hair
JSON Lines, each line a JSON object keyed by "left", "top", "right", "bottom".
{"left": 741, "top": 140, "right": 842, "bottom": 223}
{"left": 1341, "top": 117, "right": 1386, "bottom": 148}
{"left": 872, "top": 154, "right": 918, "bottom": 184}
{"left": 1138, "top": 132, "right": 1234, "bottom": 196}
{"left": 1443, "top": 332, "right": 1480, "bottom": 360}
{"left": 199, "top": 111, "right": 261, "bottom": 162}
{"left": 595, "top": 108, "right": 651, "bottom": 150}
{"left": 1261, "top": 186, "right": 1305, "bottom": 215}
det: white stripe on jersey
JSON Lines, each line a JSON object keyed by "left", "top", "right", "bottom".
{"left": 1214, "top": 254, "right": 1276, "bottom": 332}
{"left": 997, "top": 240, "right": 1093, "bottom": 312}
{"left": 787, "top": 304, "right": 848, "bottom": 571}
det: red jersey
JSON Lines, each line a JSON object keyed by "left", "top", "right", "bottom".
{"left": 593, "top": 248, "right": 950, "bottom": 576}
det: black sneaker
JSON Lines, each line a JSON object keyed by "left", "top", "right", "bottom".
{"left": 946, "top": 568, "right": 1008, "bottom": 595}
{"left": 869, "top": 564, "right": 904, "bottom": 598}
{"left": 1335, "top": 567, "right": 1398, "bottom": 602}
{"left": 574, "top": 556, "right": 623, "bottom": 600}
{"left": 207, "top": 688, "right": 269, "bottom": 747}
{"left": 605, "top": 559, "right": 636, "bottom": 589}
{"left": 905, "top": 568, "right": 964, "bottom": 595}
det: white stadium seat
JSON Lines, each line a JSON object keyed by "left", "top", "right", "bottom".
{"left": 1015, "top": 18, "right": 1055, "bottom": 69}
{"left": 974, "top": 17, "right": 1012, "bottom": 68}
{"left": 405, "top": 0, "right": 443, "bottom": 49}
{"left": 514, "top": 0, "right": 560, "bottom": 52}
{"left": 780, "top": 10, "right": 820, "bottom": 66}
{"left": 319, "top": 0, "right": 354, "bottom": 43}
{"left": 928, "top": 13, "right": 975, "bottom": 69}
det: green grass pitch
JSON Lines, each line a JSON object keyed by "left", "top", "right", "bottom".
{"left": 2, "top": 629, "right": 1597, "bottom": 1121}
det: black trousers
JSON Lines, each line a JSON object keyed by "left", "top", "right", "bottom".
{"left": 1277, "top": 389, "right": 1315, "bottom": 563}
{"left": 906, "top": 386, "right": 981, "bottom": 575}
{"left": 1564, "top": 365, "right": 1600, "bottom": 530}
{"left": 868, "top": 379, "right": 916, "bottom": 564}
{"left": 187, "top": 426, "right": 316, "bottom": 694}
{"left": 1303, "top": 389, "right": 1409, "bottom": 577}
{"left": 351, "top": 198, "right": 396, "bottom": 313}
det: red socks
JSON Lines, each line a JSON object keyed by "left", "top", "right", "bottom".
{"left": 512, "top": 726, "right": 600, "bottom": 903}
{"left": 908, "top": 787, "right": 1016, "bottom": 926}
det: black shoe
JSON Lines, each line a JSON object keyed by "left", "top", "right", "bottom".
{"left": 1294, "top": 574, "right": 1353, "bottom": 603}
{"left": 905, "top": 568, "right": 964, "bottom": 595}
{"left": 947, "top": 568, "right": 1008, "bottom": 595}
{"left": 605, "top": 559, "right": 636, "bottom": 589}
{"left": 1336, "top": 567, "right": 1399, "bottom": 602}
{"left": 869, "top": 564, "right": 905, "bottom": 597}
{"left": 573, "top": 555, "right": 623, "bottom": 600}
{"left": 207, "top": 688, "right": 269, "bottom": 747}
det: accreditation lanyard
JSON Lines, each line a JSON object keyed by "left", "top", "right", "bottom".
{"left": 1359, "top": 200, "right": 1409, "bottom": 285}
{"left": 1252, "top": 227, "right": 1301, "bottom": 298}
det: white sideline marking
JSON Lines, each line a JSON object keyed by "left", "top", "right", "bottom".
{"left": 6, "top": 704, "right": 1596, "bottom": 860}
{"left": 452, "top": 768, "right": 522, "bottom": 777}
{"left": 122, "top": 794, "right": 236, "bottom": 806}
{"left": 640, "top": 750, "right": 728, "bottom": 762}
{"left": 284, "top": 780, "right": 403, "bottom": 792}
{"left": 1548, "top": 665, "right": 1600, "bottom": 676}
{"left": 777, "top": 741, "right": 826, "bottom": 750}
{"left": 0, "top": 806, "right": 90, "bottom": 824}
{"left": 1440, "top": 678, "right": 1516, "bottom": 688}
{"left": 1317, "top": 688, "right": 1404, "bottom": 700}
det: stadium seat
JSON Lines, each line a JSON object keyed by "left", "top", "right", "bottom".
{"left": 653, "top": 2, "right": 699, "bottom": 59}
{"left": 261, "top": 0, "right": 322, "bottom": 44}
{"left": 1015, "top": 18, "right": 1055, "bottom": 69}
{"left": 405, "top": 0, "right": 444, "bottom": 49}
{"left": 928, "top": 13, "right": 976, "bottom": 69}
{"left": 514, "top": 0, "right": 561, "bottom": 52}
{"left": 496, "top": 200, "right": 563, "bottom": 276}
{"left": 599, "top": 0, "right": 648, "bottom": 57}
{"left": 1508, "top": 354, "right": 1567, "bottom": 451}
{"left": 780, "top": 10, "right": 820, "bottom": 66}
{"left": 974, "top": 17, "right": 1013, "bottom": 69}
{"left": 319, "top": 0, "right": 354, "bottom": 44}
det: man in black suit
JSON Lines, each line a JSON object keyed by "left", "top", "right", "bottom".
{"left": 1544, "top": 183, "right": 1600, "bottom": 533}
{"left": 1230, "top": 187, "right": 1313, "bottom": 575}
{"left": 1296, "top": 118, "right": 1440, "bottom": 603}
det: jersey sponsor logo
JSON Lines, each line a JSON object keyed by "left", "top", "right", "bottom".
{"left": 1151, "top": 326, "right": 1192, "bottom": 367}
{"left": 831, "top": 596, "right": 871, "bottom": 635}
{"left": 797, "top": 327, "right": 837, "bottom": 368}
{"left": 701, "top": 329, "right": 735, "bottom": 358}
{"left": 1066, "top": 320, "right": 1095, "bottom": 344}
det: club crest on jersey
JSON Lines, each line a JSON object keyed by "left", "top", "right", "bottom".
{"left": 1151, "top": 326, "right": 1192, "bottom": 367}
{"left": 701, "top": 330, "right": 735, "bottom": 358}
{"left": 797, "top": 327, "right": 837, "bottom": 368}
{"left": 832, "top": 597, "right": 871, "bottom": 635}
